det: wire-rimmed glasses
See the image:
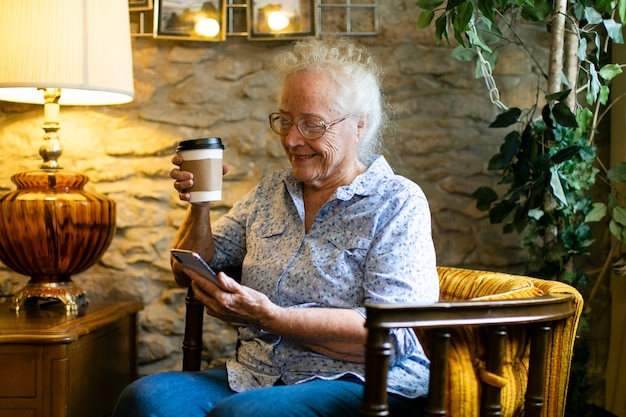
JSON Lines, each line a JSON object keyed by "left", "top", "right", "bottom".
{"left": 268, "top": 112, "right": 351, "bottom": 140}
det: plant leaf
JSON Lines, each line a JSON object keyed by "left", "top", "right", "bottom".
{"left": 597, "top": 0, "right": 617, "bottom": 9}
{"left": 586, "top": 64, "right": 601, "bottom": 105}
{"left": 604, "top": 19, "right": 625, "bottom": 44}
{"left": 454, "top": 1, "right": 474, "bottom": 34}
{"left": 467, "top": 28, "right": 493, "bottom": 52}
{"left": 552, "top": 102, "right": 578, "bottom": 127}
{"left": 451, "top": 45, "right": 477, "bottom": 61}
{"left": 550, "top": 166, "right": 568, "bottom": 206}
{"left": 478, "top": 0, "right": 496, "bottom": 23}
{"left": 585, "top": 202, "right": 607, "bottom": 222}
{"left": 489, "top": 200, "right": 517, "bottom": 224}
{"left": 599, "top": 85, "right": 610, "bottom": 105}
{"left": 620, "top": 0, "right": 626, "bottom": 26}
{"left": 599, "top": 63, "right": 623, "bottom": 81}
{"left": 416, "top": 0, "right": 445, "bottom": 10}
{"left": 489, "top": 107, "right": 521, "bottom": 127}
{"left": 521, "top": 0, "right": 553, "bottom": 21}
{"left": 550, "top": 146, "right": 581, "bottom": 163}
{"left": 584, "top": 7, "right": 603, "bottom": 24}
{"left": 608, "top": 162, "right": 626, "bottom": 182}
{"left": 576, "top": 107, "right": 593, "bottom": 132}
{"left": 488, "top": 153, "right": 507, "bottom": 170}
{"left": 613, "top": 206, "right": 626, "bottom": 226}
{"left": 545, "top": 89, "right": 571, "bottom": 103}
{"left": 493, "top": 0, "right": 504, "bottom": 8}
{"left": 434, "top": 13, "right": 449, "bottom": 45}
{"left": 577, "top": 37, "right": 588, "bottom": 61}
{"left": 528, "top": 208, "right": 544, "bottom": 220}
{"left": 447, "top": 0, "right": 467, "bottom": 9}
{"left": 610, "top": 219, "right": 623, "bottom": 241}
{"left": 473, "top": 186, "right": 499, "bottom": 211}
{"left": 500, "top": 130, "right": 521, "bottom": 165}
{"left": 417, "top": 9, "right": 436, "bottom": 30}
{"left": 571, "top": 1, "right": 585, "bottom": 20}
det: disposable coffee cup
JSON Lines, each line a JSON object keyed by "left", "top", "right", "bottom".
{"left": 176, "top": 137, "right": 225, "bottom": 203}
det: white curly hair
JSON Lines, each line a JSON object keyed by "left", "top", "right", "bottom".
{"left": 274, "top": 37, "right": 389, "bottom": 159}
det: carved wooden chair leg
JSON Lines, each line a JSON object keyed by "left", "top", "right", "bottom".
{"left": 425, "top": 329, "right": 450, "bottom": 417}
{"left": 182, "top": 286, "right": 204, "bottom": 372}
{"left": 481, "top": 325, "right": 506, "bottom": 416}
{"left": 361, "top": 327, "right": 392, "bottom": 417}
{"left": 524, "top": 324, "right": 551, "bottom": 417}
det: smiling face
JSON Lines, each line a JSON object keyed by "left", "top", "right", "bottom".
{"left": 279, "top": 70, "right": 366, "bottom": 192}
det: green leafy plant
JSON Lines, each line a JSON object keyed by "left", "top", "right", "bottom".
{"left": 415, "top": 1, "right": 626, "bottom": 412}
{"left": 416, "top": 0, "right": 626, "bottom": 282}
{"left": 473, "top": 96, "right": 598, "bottom": 284}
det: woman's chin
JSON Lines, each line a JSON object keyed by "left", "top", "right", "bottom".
{"left": 291, "top": 167, "right": 318, "bottom": 184}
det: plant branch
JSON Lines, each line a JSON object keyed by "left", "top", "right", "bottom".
{"left": 588, "top": 92, "right": 603, "bottom": 146}
{"left": 592, "top": 91, "right": 626, "bottom": 145}
{"left": 495, "top": 9, "right": 549, "bottom": 80}
{"left": 548, "top": 4, "right": 567, "bottom": 94}
{"left": 563, "top": 19, "right": 579, "bottom": 112}
{"left": 589, "top": 238, "right": 618, "bottom": 301}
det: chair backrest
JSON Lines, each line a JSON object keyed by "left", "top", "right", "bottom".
{"left": 361, "top": 266, "right": 584, "bottom": 417}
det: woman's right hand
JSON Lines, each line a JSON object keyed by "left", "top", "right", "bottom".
{"left": 170, "top": 154, "right": 229, "bottom": 202}
{"left": 170, "top": 154, "right": 195, "bottom": 202}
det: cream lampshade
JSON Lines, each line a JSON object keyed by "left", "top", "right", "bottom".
{"left": 0, "top": 0, "right": 134, "bottom": 313}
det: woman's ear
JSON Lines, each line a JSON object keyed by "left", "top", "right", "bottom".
{"left": 356, "top": 115, "right": 369, "bottom": 142}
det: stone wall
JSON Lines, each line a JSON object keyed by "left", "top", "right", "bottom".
{"left": 0, "top": 0, "right": 551, "bottom": 375}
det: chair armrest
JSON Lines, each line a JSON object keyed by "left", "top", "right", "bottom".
{"left": 364, "top": 294, "right": 576, "bottom": 329}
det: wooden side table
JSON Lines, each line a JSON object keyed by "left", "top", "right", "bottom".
{"left": 0, "top": 301, "right": 143, "bottom": 417}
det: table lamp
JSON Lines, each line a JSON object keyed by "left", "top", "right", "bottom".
{"left": 0, "top": 0, "right": 134, "bottom": 313}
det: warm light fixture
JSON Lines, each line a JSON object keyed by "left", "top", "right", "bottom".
{"left": 0, "top": 0, "right": 134, "bottom": 312}
{"left": 195, "top": 18, "right": 221, "bottom": 38}
{"left": 267, "top": 11, "right": 290, "bottom": 31}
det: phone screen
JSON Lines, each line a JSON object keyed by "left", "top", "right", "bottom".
{"left": 171, "top": 249, "right": 223, "bottom": 289}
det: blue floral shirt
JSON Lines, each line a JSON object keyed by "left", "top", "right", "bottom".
{"left": 210, "top": 155, "right": 439, "bottom": 398}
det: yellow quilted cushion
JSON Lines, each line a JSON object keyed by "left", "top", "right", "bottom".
{"left": 438, "top": 266, "right": 544, "bottom": 301}
{"left": 419, "top": 267, "right": 545, "bottom": 416}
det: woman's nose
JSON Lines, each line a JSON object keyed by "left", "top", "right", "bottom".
{"left": 283, "top": 124, "right": 306, "bottom": 146}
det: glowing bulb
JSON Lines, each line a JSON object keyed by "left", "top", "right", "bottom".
{"left": 267, "top": 11, "right": 289, "bottom": 31}
{"left": 195, "top": 18, "right": 220, "bottom": 37}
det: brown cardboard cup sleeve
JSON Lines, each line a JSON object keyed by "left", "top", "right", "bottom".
{"left": 181, "top": 159, "right": 222, "bottom": 202}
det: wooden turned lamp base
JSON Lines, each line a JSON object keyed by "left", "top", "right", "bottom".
{"left": 0, "top": 170, "right": 115, "bottom": 314}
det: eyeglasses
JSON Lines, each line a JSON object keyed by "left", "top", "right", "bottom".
{"left": 268, "top": 112, "right": 351, "bottom": 140}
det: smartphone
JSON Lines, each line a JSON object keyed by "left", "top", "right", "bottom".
{"left": 171, "top": 249, "right": 224, "bottom": 289}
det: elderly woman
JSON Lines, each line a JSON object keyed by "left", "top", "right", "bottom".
{"left": 112, "top": 37, "right": 439, "bottom": 417}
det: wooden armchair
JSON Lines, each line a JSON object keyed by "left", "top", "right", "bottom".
{"left": 362, "top": 267, "right": 583, "bottom": 417}
{"left": 181, "top": 266, "right": 583, "bottom": 417}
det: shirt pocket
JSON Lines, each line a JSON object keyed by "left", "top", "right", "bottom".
{"left": 251, "top": 221, "right": 287, "bottom": 239}
{"left": 317, "top": 234, "right": 372, "bottom": 279}
{"left": 244, "top": 221, "right": 289, "bottom": 292}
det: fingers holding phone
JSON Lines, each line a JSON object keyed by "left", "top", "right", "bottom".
{"left": 171, "top": 249, "right": 227, "bottom": 290}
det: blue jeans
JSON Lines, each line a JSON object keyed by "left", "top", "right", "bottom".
{"left": 111, "top": 365, "right": 425, "bottom": 417}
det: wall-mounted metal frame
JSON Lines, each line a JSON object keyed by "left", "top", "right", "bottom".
{"left": 248, "top": 0, "right": 316, "bottom": 40}
{"left": 130, "top": 10, "right": 155, "bottom": 37}
{"left": 154, "top": 0, "right": 227, "bottom": 41}
{"left": 318, "top": 0, "right": 378, "bottom": 36}
{"left": 226, "top": 0, "right": 249, "bottom": 37}
{"left": 129, "top": 0, "right": 153, "bottom": 11}
{"left": 129, "top": 0, "right": 377, "bottom": 40}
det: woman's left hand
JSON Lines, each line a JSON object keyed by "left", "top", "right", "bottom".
{"left": 186, "top": 268, "right": 278, "bottom": 328}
